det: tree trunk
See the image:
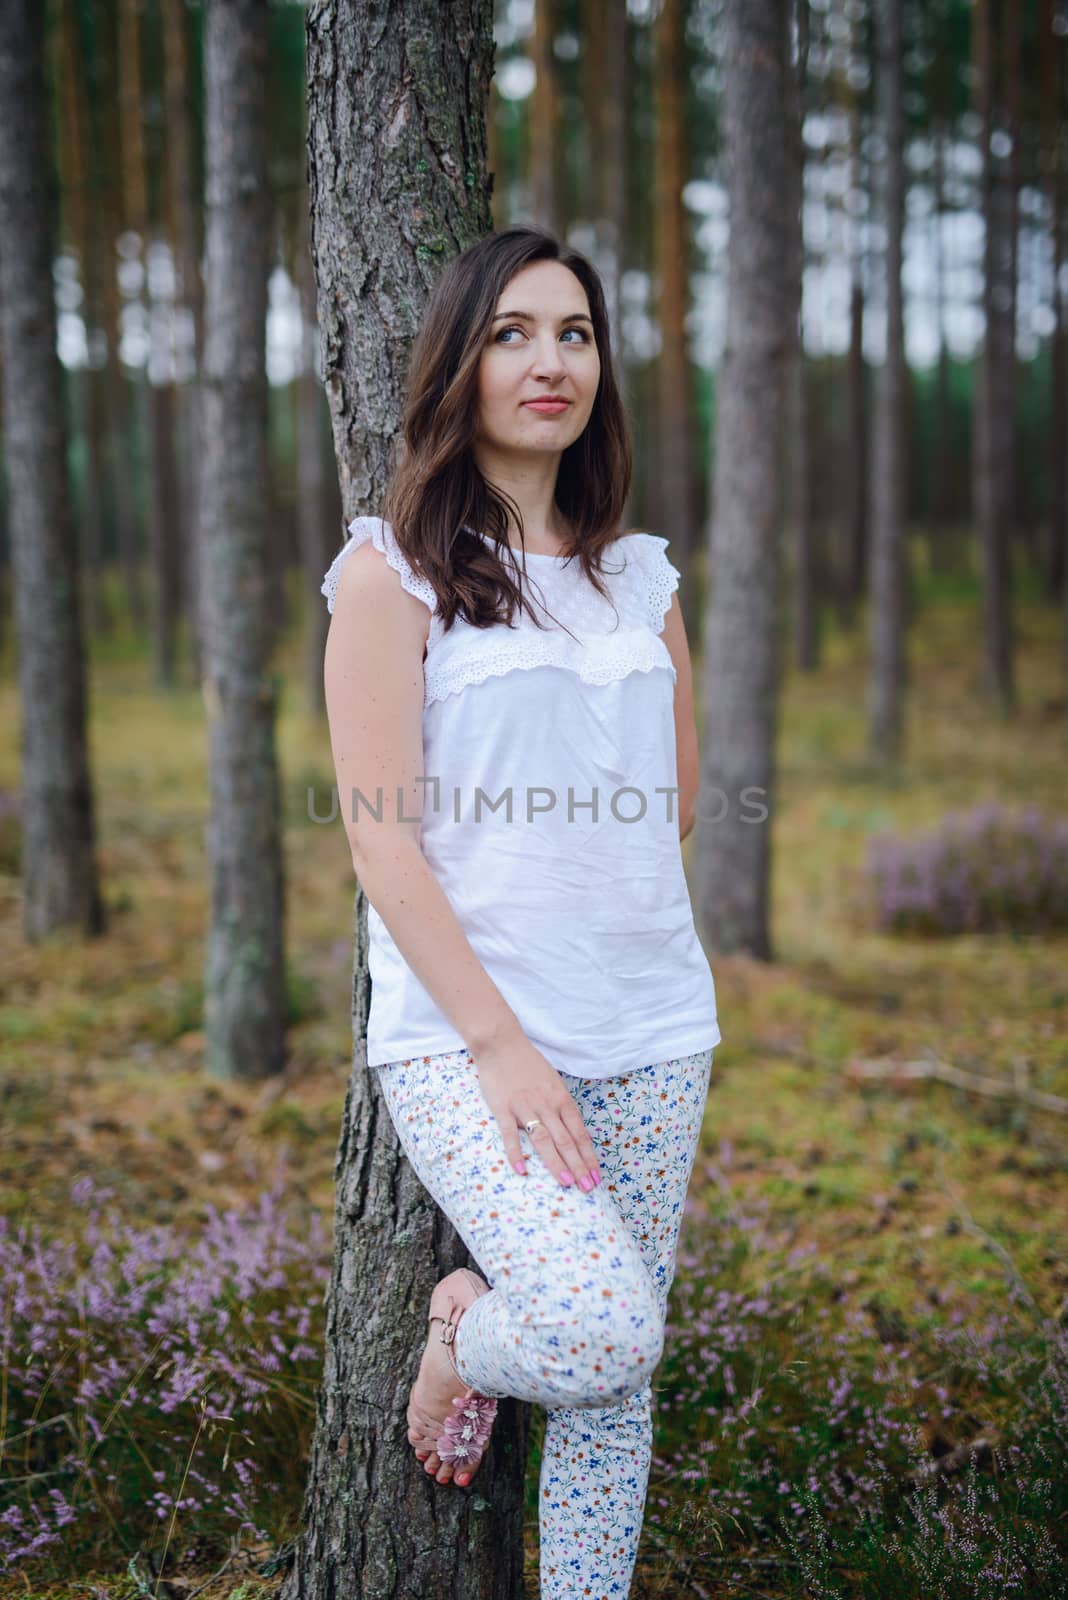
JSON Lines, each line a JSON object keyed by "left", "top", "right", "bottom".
{"left": 531, "top": 0, "right": 562, "bottom": 234}
{"left": 0, "top": 0, "right": 105, "bottom": 941}
{"left": 583, "top": 0, "right": 628, "bottom": 395}
{"left": 148, "top": 377, "right": 184, "bottom": 686}
{"left": 788, "top": 0, "right": 818, "bottom": 672}
{"left": 297, "top": 196, "right": 332, "bottom": 719}
{"left": 1039, "top": 0, "right": 1066, "bottom": 606}
{"left": 842, "top": 0, "right": 868, "bottom": 620}
{"left": 1004, "top": 0, "right": 1027, "bottom": 571}
{"left": 1043, "top": 6, "right": 1068, "bottom": 715}
{"left": 282, "top": 3, "right": 530, "bottom": 1596}
{"left": 973, "top": 0, "right": 1017, "bottom": 711}
{"left": 53, "top": 0, "right": 113, "bottom": 638}
{"left": 120, "top": 0, "right": 183, "bottom": 691}
{"left": 199, "top": 0, "right": 286, "bottom": 1083}
{"left": 930, "top": 22, "right": 955, "bottom": 563}
{"left": 487, "top": 71, "right": 503, "bottom": 226}
{"left": 92, "top": 0, "right": 148, "bottom": 636}
{"left": 653, "top": 0, "right": 698, "bottom": 631}
{"left": 867, "top": 0, "right": 908, "bottom": 764}
{"left": 692, "top": 0, "right": 796, "bottom": 960}
{"left": 162, "top": 0, "right": 207, "bottom": 683}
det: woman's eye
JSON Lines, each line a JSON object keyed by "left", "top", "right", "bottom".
{"left": 495, "top": 326, "right": 588, "bottom": 344}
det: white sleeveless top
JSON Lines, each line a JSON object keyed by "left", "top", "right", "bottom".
{"left": 322, "top": 515, "right": 721, "bottom": 1080}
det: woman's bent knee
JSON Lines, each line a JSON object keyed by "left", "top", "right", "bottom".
{"left": 602, "top": 1317, "right": 664, "bottom": 1400}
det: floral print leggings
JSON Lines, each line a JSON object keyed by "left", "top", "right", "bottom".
{"left": 373, "top": 1042, "right": 715, "bottom": 1600}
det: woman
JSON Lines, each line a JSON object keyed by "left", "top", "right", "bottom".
{"left": 321, "top": 225, "right": 721, "bottom": 1599}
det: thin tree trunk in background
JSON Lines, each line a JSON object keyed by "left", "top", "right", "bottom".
{"left": 120, "top": 0, "right": 183, "bottom": 687}
{"left": 487, "top": 73, "right": 503, "bottom": 225}
{"left": 932, "top": 131, "right": 954, "bottom": 545}
{"left": 1040, "top": 0, "right": 1068, "bottom": 711}
{"left": 0, "top": 333, "right": 5, "bottom": 657}
{"left": 867, "top": 0, "right": 908, "bottom": 764}
{"left": 532, "top": 0, "right": 562, "bottom": 234}
{"left": 0, "top": 0, "right": 105, "bottom": 941}
{"left": 297, "top": 194, "right": 331, "bottom": 717}
{"left": 285, "top": 1, "right": 528, "bottom": 1595}
{"left": 789, "top": 0, "right": 818, "bottom": 671}
{"left": 930, "top": 7, "right": 955, "bottom": 565}
{"left": 1005, "top": 0, "right": 1026, "bottom": 570}
{"left": 693, "top": 0, "right": 796, "bottom": 960}
{"left": 199, "top": 0, "right": 286, "bottom": 1083}
{"left": 1039, "top": 0, "right": 1065, "bottom": 605}
{"left": 93, "top": 0, "right": 147, "bottom": 636}
{"left": 147, "top": 181, "right": 185, "bottom": 691}
{"left": 627, "top": 9, "right": 660, "bottom": 530}
{"left": 845, "top": 274, "right": 867, "bottom": 609}
{"left": 54, "top": 0, "right": 112, "bottom": 638}
{"left": 840, "top": 0, "right": 868, "bottom": 622}
{"left": 584, "top": 0, "right": 628, "bottom": 392}
{"left": 973, "top": 0, "right": 1017, "bottom": 711}
{"left": 653, "top": 0, "right": 698, "bottom": 629}
{"left": 148, "top": 373, "right": 183, "bottom": 682}
{"left": 272, "top": 179, "right": 311, "bottom": 646}
{"left": 163, "top": 0, "right": 206, "bottom": 681}
{"left": 272, "top": 168, "right": 310, "bottom": 644}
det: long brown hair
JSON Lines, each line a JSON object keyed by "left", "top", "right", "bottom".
{"left": 378, "top": 225, "right": 634, "bottom": 638}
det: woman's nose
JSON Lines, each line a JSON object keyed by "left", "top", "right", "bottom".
{"left": 530, "top": 342, "right": 567, "bottom": 377}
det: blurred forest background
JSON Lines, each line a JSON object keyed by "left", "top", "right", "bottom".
{"left": 2, "top": 0, "right": 1067, "bottom": 690}
{"left": 0, "top": 0, "right": 1066, "bottom": 1596}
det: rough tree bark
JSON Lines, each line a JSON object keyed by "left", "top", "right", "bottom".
{"left": 0, "top": 0, "right": 105, "bottom": 942}
{"left": 282, "top": 3, "right": 530, "bottom": 1596}
{"left": 692, "top": 0, "right": 797, "bottom": 959}
{"left": 198, "top": 0, "right": 287, "bottom": 1082}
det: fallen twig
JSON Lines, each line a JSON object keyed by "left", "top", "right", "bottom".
{"left": 903, "top": 1433, "right": 999, "bottom": 1491}
{"left": 843, "top": 1054, "right": 1068, "bottom": 1116}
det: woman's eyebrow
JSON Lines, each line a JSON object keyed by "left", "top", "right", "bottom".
{"left": 491, "top": 310, "right": 594, "bottom": 326}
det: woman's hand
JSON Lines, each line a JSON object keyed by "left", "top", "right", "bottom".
{"left": 473, "top": 1034, "right": 603, "bottom": 1191}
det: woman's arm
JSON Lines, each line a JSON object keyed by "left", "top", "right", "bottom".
{"left": 322, "top": 539, "right": 522, "bottom": 1058}
{"left": 322, "top": 538, "right": 602, "bottom": 1192}
{"left": 658, "top": 591, "right": 700, "bottom": 841}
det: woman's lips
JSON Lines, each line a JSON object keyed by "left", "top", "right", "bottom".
{"left": 522, "top": 400, "right": 571, "bottom": 414}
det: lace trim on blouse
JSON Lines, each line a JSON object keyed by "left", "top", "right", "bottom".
{"left": 640, "top": 533, "right": 681, "bottom": 632}
{"left": 321, "top": 516, "right": 439, "bottom": 618}
{"left": 424, "top": 626, "right": 673, "bottom": 705}
{"left": 321, "top": 516, "right": 680, "bottom": 707}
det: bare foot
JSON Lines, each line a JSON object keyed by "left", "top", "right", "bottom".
{"left": 407, "top": 1267, "right": 491, "bottom": 1487}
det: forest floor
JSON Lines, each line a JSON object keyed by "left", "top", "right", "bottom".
{"left": 0, "top": 570, "right": 1065, "bottom": 1598}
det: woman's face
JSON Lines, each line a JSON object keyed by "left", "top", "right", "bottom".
{"left": 475, "top": 259, "right": 601, "bottom": 459}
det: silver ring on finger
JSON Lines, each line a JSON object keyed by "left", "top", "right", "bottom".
{"left": 524, "top": 1117, "right": 544, "bottom": 1135}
